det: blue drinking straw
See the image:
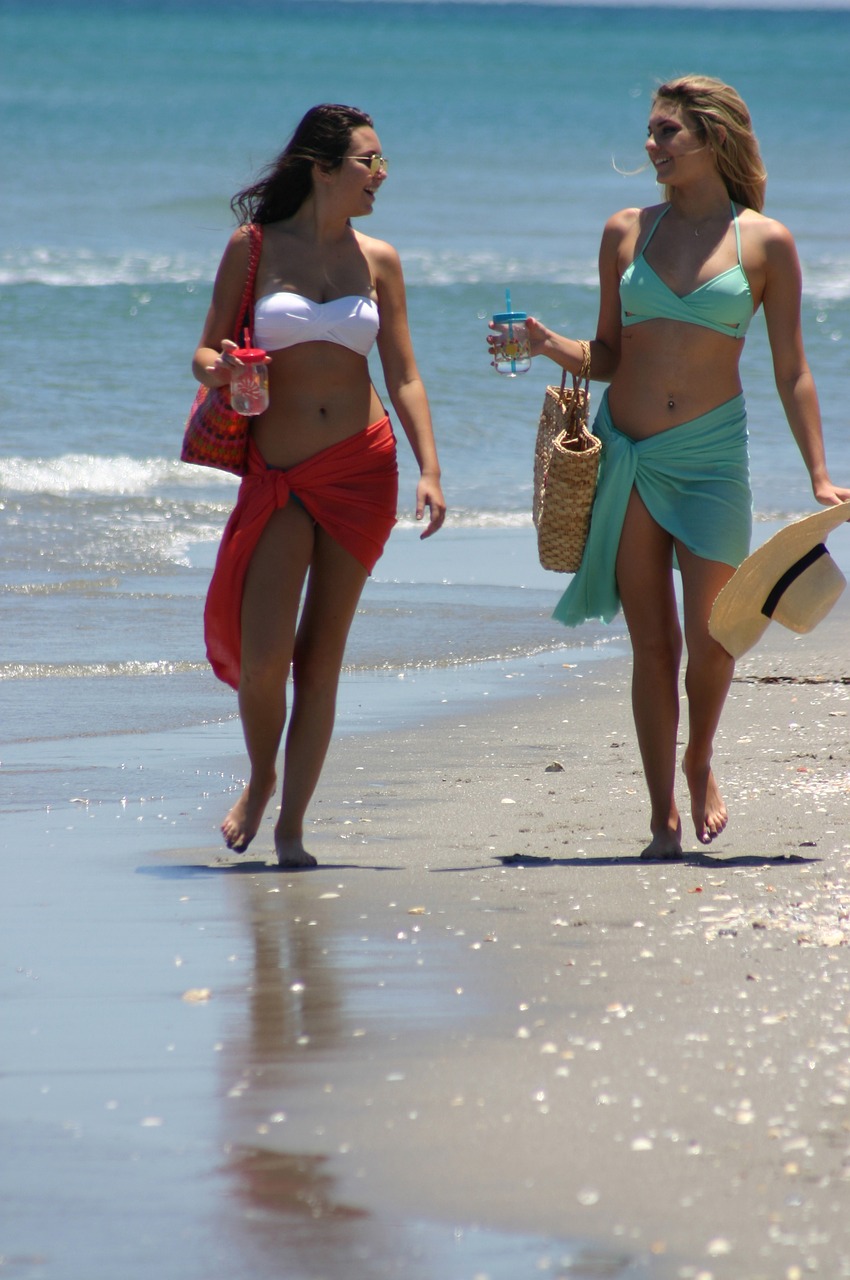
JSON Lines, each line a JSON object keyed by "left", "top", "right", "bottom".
{"left": 505, "top": 287, "right": 515, "bottom": 374}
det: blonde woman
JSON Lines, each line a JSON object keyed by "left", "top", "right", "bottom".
{"left": 525, "top": 76, "right": 849, "bottom": 858}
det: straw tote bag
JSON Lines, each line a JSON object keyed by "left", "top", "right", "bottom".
{"left": 180, "top": 223, "right": 263, "bottom": 476}
{"left": 533, "top": 340, "right": 600, "bottom": 572}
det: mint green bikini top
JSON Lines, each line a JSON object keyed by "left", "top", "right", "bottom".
{"left": 620, "top": 204, "right": 753, "bottom": 339}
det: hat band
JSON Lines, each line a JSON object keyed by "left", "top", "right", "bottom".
{"left": 761, "top": 543, "right": 827, "bottom": 619}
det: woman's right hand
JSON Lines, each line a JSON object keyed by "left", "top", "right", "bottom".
{"left": 204, "top": 338, "right": 241, "bottom": 386}
{"left": 525, "top": 320, "right": 598, "bottom": 379}
{"left": 525, "top": 315, "right": 553, "bottom": 358}
{"left": 486, "top": 314, "right": 553, "bottom": 363}
{"left": 201, "top": 339, "right": 270, "bottom": 388}
{"left": 526, "top": 315, "right": 574, "bottom": 368}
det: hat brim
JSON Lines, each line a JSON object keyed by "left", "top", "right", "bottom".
{"left": 709, "top": 502, "right": 850, "bottom": 659}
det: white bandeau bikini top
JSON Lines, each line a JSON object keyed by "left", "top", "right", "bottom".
{"left": 253, "top": 291, "right": 380, "bottom": 357}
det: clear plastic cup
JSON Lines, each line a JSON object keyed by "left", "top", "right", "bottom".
{"left": 230, "top": 347, "right": 269, "bottom": 415}
{"left": 491, "top": 311, "right": 531, "bottom": 376}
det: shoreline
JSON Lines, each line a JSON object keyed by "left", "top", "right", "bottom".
{"left": 6, "top": 515, "right": 848, "bottom": 767}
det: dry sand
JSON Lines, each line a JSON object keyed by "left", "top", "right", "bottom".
{"left": 4, "top": 602, "right": 850, "bottom": 1280}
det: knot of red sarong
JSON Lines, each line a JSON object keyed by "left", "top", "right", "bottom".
{"left": 204, "top": 418, "right": 399, "bottom": 689}
{"left": 243, "top": 463, "right": 292, "bottom": 510}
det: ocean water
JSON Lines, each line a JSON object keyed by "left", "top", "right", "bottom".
{"left": 3, "top": 0, "right": 850, "bottom": 763}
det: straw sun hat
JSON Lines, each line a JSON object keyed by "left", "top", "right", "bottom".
{"left": 709, "top": 502, "right": 850, "bottom": 659}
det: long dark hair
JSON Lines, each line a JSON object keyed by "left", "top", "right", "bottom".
{"left": 231, "top": 103, "right": 374, "bottom": 225}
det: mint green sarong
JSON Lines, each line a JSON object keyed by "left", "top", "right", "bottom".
{"left": 554, "top": 390, "right": 751, "bottom": 627}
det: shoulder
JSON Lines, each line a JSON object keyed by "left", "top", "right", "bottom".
{"left": 738, "top": 210, "right": 803, "bottom": 315}
{"left": 601, "top": 204, "right": 663, "bottom": 252}
{"left": 355, "top": 230, "right": 405, "bottom": 302}
{"left": 602, "top": 206, "right": 639, "bottom": 251}
{"left": 606, "top": 205, "right": 642, "bottom": 234}
{"left": 227, "top": 222, "right": 257, "bottom": 251}
{"left": 604, "top": 204, "right": 665, "bottom": 237}
{"left": 219, "top": 223, "right": 257, "bottom": 272}
{"left": 355, "top": 229, "right": 402, "bottom": 277}
{"left": 737, "top": 207, "right": 798, "bottom": 261}
{"left": 737, "top": 209, "right": 802, "bottom": 301}
{"left": 210, "top": 223, "right": 258, "bottom": 297}
{"left": 600, "top": 205, "right": 661, "bottom": 274}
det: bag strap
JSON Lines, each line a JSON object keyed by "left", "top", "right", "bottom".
{"left": 558, "top": 338, "right": 591, "bottom": 399}
{"left": 232, "top": 222, "right": 263, "bottom": 345}
{"left": 555, "top": 339, "right": 592, "bottom": 440}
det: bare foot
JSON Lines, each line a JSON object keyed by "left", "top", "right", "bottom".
{"left": 639, "top": 819, "right": 683, "bottom": 861}
{"left": 275, "top": 834, "right": 318, "bottom": 869}
{"left": 221, "top": 776, "right": 276, "bottom": 852}
{"left": 683, "top": 754, "right": 728, "bottom": 845}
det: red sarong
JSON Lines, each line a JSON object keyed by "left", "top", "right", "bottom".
{"left": 205, "top": 416, "right": 398, "bottom": 689}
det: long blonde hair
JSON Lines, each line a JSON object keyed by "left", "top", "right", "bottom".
{"left": 653, "top": 75, "right": 767, "bottom": 212}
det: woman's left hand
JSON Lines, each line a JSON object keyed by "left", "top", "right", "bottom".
{"left": 813, "top": 479, "right": 850, "bottom": 507}
{"left": 416, "top": 474, "right": 446, "bottom": 539}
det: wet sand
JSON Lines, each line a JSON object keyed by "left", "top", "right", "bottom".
{"left": 4, "top": 602, "right": 850, "bottom": 1280}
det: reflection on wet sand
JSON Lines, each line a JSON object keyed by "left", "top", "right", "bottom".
{"left": 217, "top": 875, "right": 391, "bottom": 1279}
{"left": 242, "top": 881, "right": 343, "bottom": 1062}
{"left": 213, "top": 874, "right": 636, "bottom": 1280}
{"left": 227, "top": 1146, "right": 366, "bottom": 1221}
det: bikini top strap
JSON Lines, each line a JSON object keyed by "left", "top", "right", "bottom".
{"left": 731, "top": 202, "right": 743, "bottom": 266}
{"left": 640, "top": 205, "right": 670, "bottom": 253}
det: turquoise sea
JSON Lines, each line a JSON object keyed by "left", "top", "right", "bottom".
{"left": 2, "top": 0, "right": 850, "bottom": 756}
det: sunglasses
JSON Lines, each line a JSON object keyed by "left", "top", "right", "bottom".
{"left": 348, "top": 154, "right": 389, "bottom": 176}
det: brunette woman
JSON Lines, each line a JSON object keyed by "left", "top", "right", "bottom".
{"left": 193, "top": 104, "right": 445, "bottom": 866}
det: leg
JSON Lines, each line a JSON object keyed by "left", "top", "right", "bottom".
{"left": 676, "top": 543, "right": 736, "bottom": 844}
{"left": 616, "top": 489, "right": 684, "bottom": 859}
{"left": 274, "top": 527, "right": 369, "bottom": 867}
{"left": 221, "top": 501, "right": 315, "bottom": 852}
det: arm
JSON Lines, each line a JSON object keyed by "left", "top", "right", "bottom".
{"left": 372, "top": 240, "right": 446, "bottom": 538}
{"left": 523, "top": 209, "right": 634, "bottom": 381}
{"left": 762, "top": 220, "right": 850, "bottom": 506}
{"left": 192, "top": 225, "right": 256, "bottom": 389}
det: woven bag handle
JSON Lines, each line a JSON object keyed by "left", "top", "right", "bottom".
{"left": 557, "top": 340, "right": 591, "bottom": 439}
{"left": 233, "top": 222, "right": 263, "bottom": 345}
{"left": 558, "top": 338, "right": 591, "bottom": 396}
